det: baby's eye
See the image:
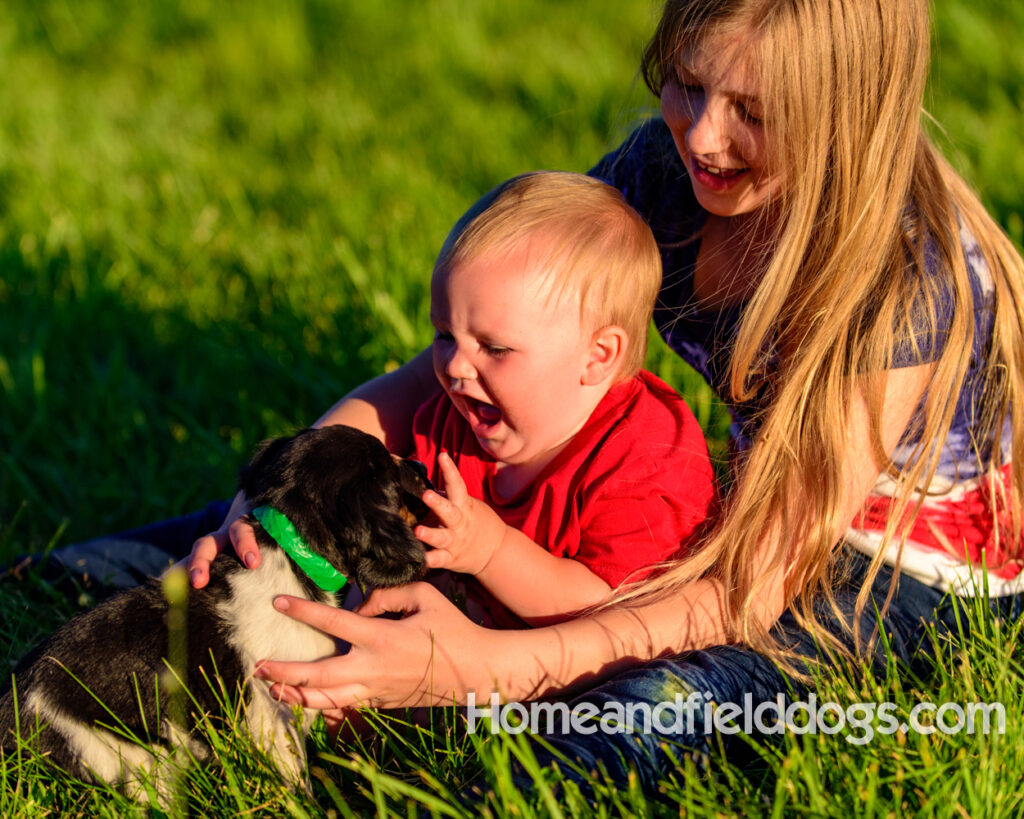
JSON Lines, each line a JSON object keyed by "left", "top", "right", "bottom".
{"left": 433, "top": 329, "right": 455, "bottom": 344}
{"left": 482, "top": 343, "right": 512, "bottom": 357}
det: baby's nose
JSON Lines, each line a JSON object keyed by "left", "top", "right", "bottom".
{"left": 445, "top": 347, "right": 477, "bottom": 381}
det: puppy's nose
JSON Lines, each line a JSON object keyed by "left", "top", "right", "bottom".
{"left": 392, "top": 454, "right": 433, "bottom": 489}
{"left": 406, "top": 459, "right": 430, "bottom": 483}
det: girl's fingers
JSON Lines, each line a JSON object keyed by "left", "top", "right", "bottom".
{"left": 187, "top": 530, "right": 229, "bottom": 588}
{"left": 254, "top": 658, "right": 336, "bottom": 688}
{"left": 355, "top": 583, "right": 430, "bottom": 618}
{"left": 228, "top": 517, "right": 261, "bottom": 570}
{"left": 254, "top": 655, "right": 367, "bottom": 703}
{"left": 271, "top": 595, "right": 378, "bottom": 645}
{"left": 268, "top": 681, "right": 369, "bottom": 710}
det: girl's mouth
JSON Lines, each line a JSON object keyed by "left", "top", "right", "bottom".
{"left": 691, "top": 158, "right": 748, "bottom": 191}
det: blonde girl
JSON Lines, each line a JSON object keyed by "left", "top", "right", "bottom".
{"left": 190, "top": 0, "right": 1024, "bottom": 785}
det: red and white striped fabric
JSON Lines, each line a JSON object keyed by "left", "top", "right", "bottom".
{"left": 848, "top": 464, "right": 1024, "bottom": 595}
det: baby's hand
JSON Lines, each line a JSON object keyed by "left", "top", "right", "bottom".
{"left": 415, "top": 452, "right": 506, "bottom": 575}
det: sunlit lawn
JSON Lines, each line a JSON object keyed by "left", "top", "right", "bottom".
{"left": 1, "top": 0, "right": 1023, "bottom": 815}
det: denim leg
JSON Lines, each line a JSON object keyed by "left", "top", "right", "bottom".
{"left": 773, "top": 557, "right": 953, "bottom": 679}
{"left": 525, "top": 646, "right": 792, "bottom": 793}
{"left": 521, "top": 552, "right": 996, "bottom": 792}
{"left": 43, "top": 500, "right": 232, "bottom": 591}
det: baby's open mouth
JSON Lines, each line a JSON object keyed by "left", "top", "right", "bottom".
{"left": 469, "top": 397, "right": 502, "bottom": 427}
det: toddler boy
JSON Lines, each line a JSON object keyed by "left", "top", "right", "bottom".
{"left": 410, "top": 171, "right": 716, "bottom": 625}
{"left": 33, "top": 173, "right": 715, "bottom": 634}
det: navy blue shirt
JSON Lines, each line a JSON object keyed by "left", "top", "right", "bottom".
{"left": 589, "top": 119, "right": 1001, "bottom": 483}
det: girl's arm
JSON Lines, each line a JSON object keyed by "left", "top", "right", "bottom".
{"left": 187, "top": 348, "right": 438, "bottom": 587}
{"left": 256, "top": 363, "right": 933, "bottom": 706}
{"left": 313, "top": 347, "right": 438, "bottom": 452}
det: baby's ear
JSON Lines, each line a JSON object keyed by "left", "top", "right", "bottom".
{"left": 582, "top": 325, "right": 627, "bottom": 386}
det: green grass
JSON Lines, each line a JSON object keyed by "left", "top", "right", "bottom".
{"left": 2, "top": 596, "right": 1022, "bottom": 817}
{"left": 1, "top": 0, "right": 1023, "bottom": 815}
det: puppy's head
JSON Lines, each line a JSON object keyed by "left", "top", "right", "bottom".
{"left": 237, "top": 426, "right": 429, "bottom": 591}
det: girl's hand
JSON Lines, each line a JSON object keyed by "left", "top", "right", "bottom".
{"left": 253, "top": 582, "right": 498, "bottom": 709}
{"left": 415, "top": 452, "right": 507, "bottom": 575}
{"left": 187, "top": 497, "right": 260, "bottom": 588}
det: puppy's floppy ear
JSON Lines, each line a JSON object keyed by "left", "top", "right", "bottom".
{"left": 236, "top": 433, "right": 298, "bottom": 501}
{"left": 354, "top": 511, "right": 426, "bottom": 588}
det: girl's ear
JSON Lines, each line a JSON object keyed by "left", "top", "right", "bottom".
{"left": 582, "top": 325, "right": 627, "bottom": 386}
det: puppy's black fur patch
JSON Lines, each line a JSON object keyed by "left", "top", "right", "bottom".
{"left": 239, "top": 426, "right": 428, "bottom": 592}
{"left": 0, "top": 425, "right": 427, "bottom": 791}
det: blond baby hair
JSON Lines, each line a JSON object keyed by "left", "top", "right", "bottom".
{"left": 435, "top": 171, "right": 663, "bottom": 378}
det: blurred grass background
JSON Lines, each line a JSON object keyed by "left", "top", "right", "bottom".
{"left": 1, "top": 1, "right": 1023, "bottom": 815}
{"left": 0, "top": 0, "right": 1021, "bottom": 557}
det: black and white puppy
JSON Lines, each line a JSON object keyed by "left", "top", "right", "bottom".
{"left": 0, "top": 425, "right": 428, "bottom": 794}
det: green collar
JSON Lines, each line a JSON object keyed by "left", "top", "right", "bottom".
{"left": 252, "top": 505, "right": 348, "bottom": 593}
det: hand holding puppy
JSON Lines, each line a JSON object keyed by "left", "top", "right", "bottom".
{"left": 254, "top": 582, "right": 502, "bottom": 710}
{"left": 187, "top": 496, "right": 262, "bottom": 588}
{"left": 415, "top": 452, "right": 507, "bottom": 575}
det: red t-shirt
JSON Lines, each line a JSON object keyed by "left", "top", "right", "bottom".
{"left": 411, "top": 370, "right": 716, "bottom": 587}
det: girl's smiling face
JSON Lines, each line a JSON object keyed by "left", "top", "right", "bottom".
{"left": 661, "top": 32, "right": 783, "bottom": 217}
{"left": 430, "top": 244, "right": 606, "bottom": 481}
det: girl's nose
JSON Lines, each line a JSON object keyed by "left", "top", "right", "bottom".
{"left": 686, "top": 97, "right": 730, "bottom": 159}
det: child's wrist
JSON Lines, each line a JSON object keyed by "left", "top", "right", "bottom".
{"left": 472, "top": 519, "right": 510, "bottom": 577}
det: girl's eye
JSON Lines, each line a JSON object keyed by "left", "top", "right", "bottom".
{"left": 737, "top": 102, "right": 763, "bottom": 126}
{"left": 673, "top": 72, "right": 703, "bottom": 95}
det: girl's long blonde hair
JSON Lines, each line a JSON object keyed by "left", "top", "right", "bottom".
{"left": 631, "top": 0, "right": 1024, "bottom": 662}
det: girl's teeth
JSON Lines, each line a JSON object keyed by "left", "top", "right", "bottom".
{"left": 699, "top": 162, "right": 745, "bottom": 178}
{"left": 703, "top": 163, "right": 729, "bottom": 176}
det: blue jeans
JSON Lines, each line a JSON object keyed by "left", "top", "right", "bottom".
{"left": 54, "top": 518, "right": 1019, "bottom": 793}
{"left": 517, "top": 553, "right": 1021, "bottom": 792}
{"left": 47, "top": 501, "right": 232, "bottom": 590}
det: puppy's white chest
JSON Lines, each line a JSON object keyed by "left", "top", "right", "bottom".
{"left": 217, "top": 549, "right": 337, "bottom": 669}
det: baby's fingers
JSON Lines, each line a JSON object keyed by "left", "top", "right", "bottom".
{"left": 420, "top": 488, "right": 463, "bottom": 529}
{"left": 437, "top": 452, "right": 469, "bottom": 502}
{"left": 422, "top": 546, "right": 456, "bottom": 570}
{"left": 414, "top": 522, "right": 452, "bottom": 552}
